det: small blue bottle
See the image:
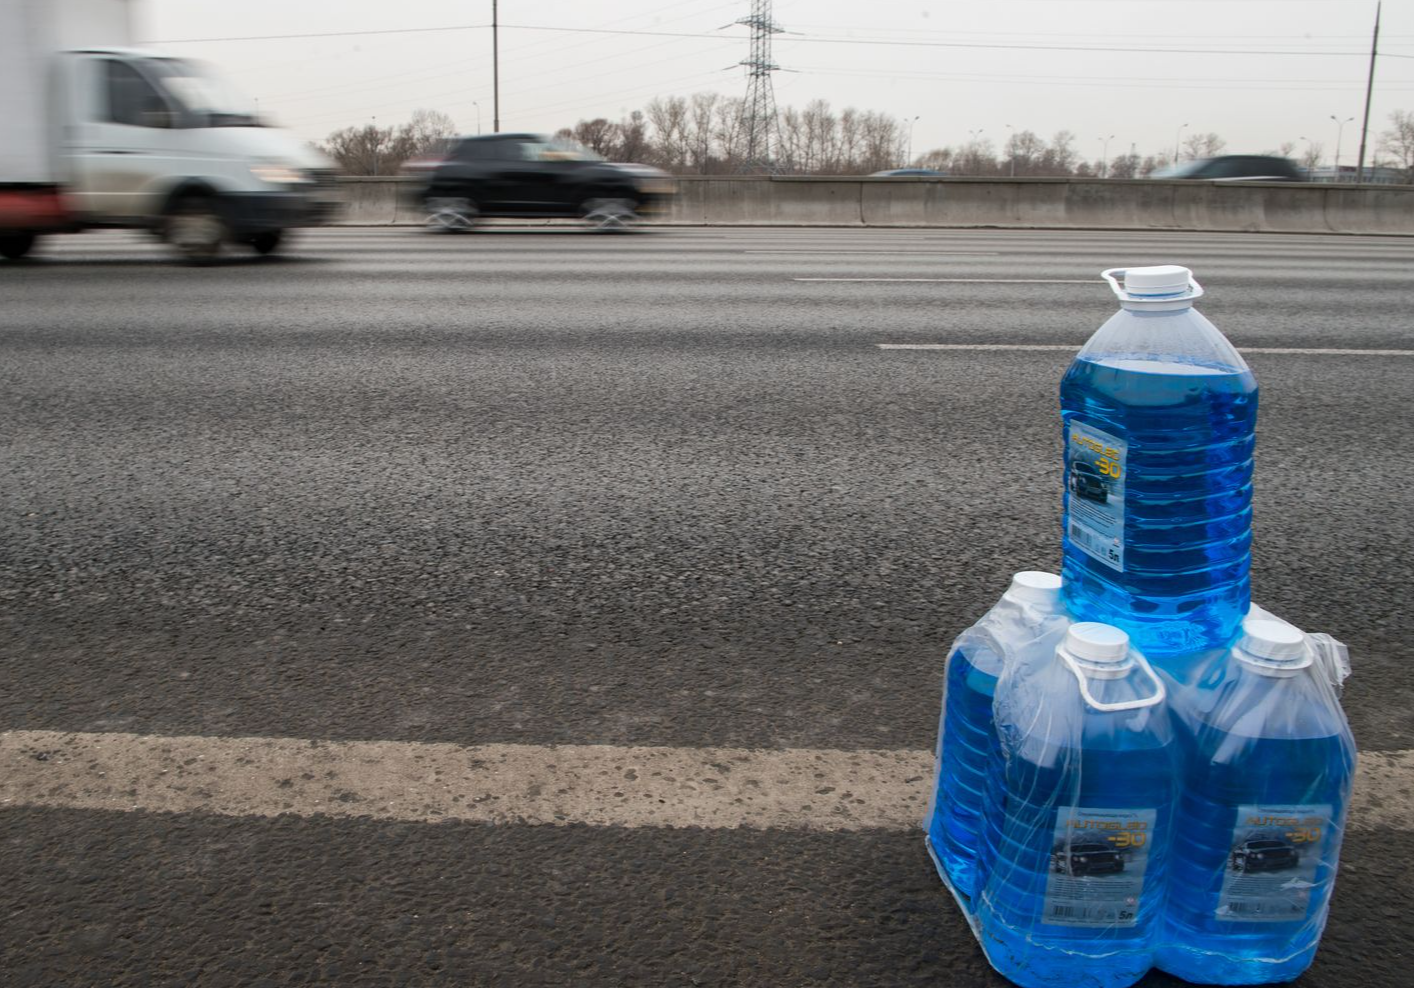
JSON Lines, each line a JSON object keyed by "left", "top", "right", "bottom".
{"left": 925, "top": 572, "right": 1067, "bottom": 904}
{"left": 1061, "top": 266, "right": 1258, "bottom": 658}
{"left": 1159, "top": 619, "right": 1356, "bottom": 984}
{"left": 978, "top": 623, "right": 1177, "bottom": 988}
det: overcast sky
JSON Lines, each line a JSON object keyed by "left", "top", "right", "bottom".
{"left": 140, "top": 0, "right": 1414, "bottom": 166}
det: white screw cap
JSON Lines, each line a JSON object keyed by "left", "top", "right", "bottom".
{"left": 1006, "top": 571, "right": 1062, "bottom": 607}
{"left": 1123, "top": 265, "right": 1193, "bottom": 297}
{"left": 1240, "top": 619, "right": 1307, "bottom": 662}
{"left": 1065, "top": 622, "right": 1130, "bottom": 663}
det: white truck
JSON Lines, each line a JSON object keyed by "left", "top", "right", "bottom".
{"left": 0, "top": 0, "right": 341, "bottom": 262}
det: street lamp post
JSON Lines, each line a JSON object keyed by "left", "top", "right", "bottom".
{"left": 1099, "top": 134, "right": 1115, "bottom": 177}
{"left": 1005, "top": 123, "right": 1015, "bottom": 177}
{"left": 1299, "top": 136, "right": 1316, "bottom": 180}
{"left": 1331, "top": 115, "right": 1354, "bottom": 181}
{"left": 1173, "top": 122, "right": 1189, "bottom": 164}
{"left": 473, "top": 101, "right": 482, "bottom": 135}
{"left": 905, "top": 115, "right": 919, "bottom": 167}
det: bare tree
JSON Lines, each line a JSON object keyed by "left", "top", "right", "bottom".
{"left": 688, "top": 93, "right": 718, "bottom": 173}
{"left": 1182, "top": 131, "right": 1226, "bottom": 160}
{"left": 707, "top": 97, "right": 743, "bottom": 173}
{"left": 1378, "top": 110, "right": 1414, "bottom": 182}
{"left": 645, "top": 95, "right": 690, "bottom": 171}
{"left": 616, "top": 110, "right": 650, "bottom": 164}
{"left": 957, "top": 137, "right": 997, "bottom": 176}
{"left": 1298, "top": 141, "right": 1325, "bottom": 179}
{"left": 914, "top": 147, "right": 955, "bottom": 173}
{"left": 399, "top": 108, "right": 457, "bottom": 159}
{"left": 571, "top": 118, "right": 618, "bottom": 158}
{"left": 320, "top": 123, "right": 396, "bottom": 175}
{"left": 1108, "top": 152, "right": 1142, "bottom": 179}
{"left": 1004, "top": 130, "right": 1046, "bottom": 176}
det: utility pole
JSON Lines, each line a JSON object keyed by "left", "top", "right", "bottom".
{"left": 1356, "top": 1, "right": 1381, "bottom": 183}
{"left": 492, "top": 0, "right": 500, "bottom": 133}
{"left": 1174, "top": 122, "right": 1189, "bottom": 164}
{"left": 735, "top": 0, "right": 783, "bottom": 171}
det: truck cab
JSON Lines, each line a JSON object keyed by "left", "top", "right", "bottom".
{"left": 1, "top": 0, "right": 340, "bottom": 262}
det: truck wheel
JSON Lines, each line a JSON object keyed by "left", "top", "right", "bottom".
{"left": 165, "top": 196, "right": 227, "bottom": 264}
{"left": 581, "top": 197, "right": 638, "bottom": 232}
{"left": 248, "top": 231, "right": 284, "bottom": 256}
{"left": 0, "top": 232, "right": 37, "bottom": 260}
{"left": 426, "top": 197, "right": 477, "bottom": 232}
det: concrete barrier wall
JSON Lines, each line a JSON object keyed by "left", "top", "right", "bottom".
{"left": 335, "top": 176, "right": 1414, "bottom": 235}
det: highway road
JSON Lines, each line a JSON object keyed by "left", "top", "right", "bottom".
{"left": 3, "top": 227, "right": 1412, "bottom": 986}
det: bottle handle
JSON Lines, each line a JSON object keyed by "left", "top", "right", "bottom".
{"left": 1058, "top": 647, "right": 1167, "bottom": 712}
{"left": 1101, "top": 268, "right": 1204, "bottom": 303}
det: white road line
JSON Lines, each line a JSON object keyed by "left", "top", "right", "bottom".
{"left": 1, "top": 730, "right": 1408, "bottom": 833}
{"left": 750, "top": 251, "right": 1001, "bottom": 256}
{"left": 797, "top": 277, "right": 1097, "bottom": 283}
{"left": 876, "top": 344, "right": 1414, "bottom": 356}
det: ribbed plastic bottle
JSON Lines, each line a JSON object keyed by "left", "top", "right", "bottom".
{"left": 977, "top": 623, "right": 1177, "bottom": 988}
{"left": 1159, "top": 619, "right": 1356, "bottom": 984}
{"left": 1060, "top": 266, "right": 1257, "bottom": 658}
{"left": 925, "top": 572, "right": 1067, "bottom": 903}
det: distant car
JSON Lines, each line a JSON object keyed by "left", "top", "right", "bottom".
{"left": 869, "top": 168, "right": 947, "bottom": 177}
{"left": 1150, "top": 156, "right": 1304, "bottom": 182}
{"left": 1231, "top": 836, "right": 1300, "bottom": 873}
{"left": 1052, "top": 840, "right": 1125, "bottom": 877}
{"left": 415, "top": 134, "right": 677, "bottom": 232}
{"left": 1069, "top": 461, "right": 1109, "bottom": 504}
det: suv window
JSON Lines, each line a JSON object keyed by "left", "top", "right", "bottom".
{"left": 104, "top": 59, "right": 172, "bottom": 128}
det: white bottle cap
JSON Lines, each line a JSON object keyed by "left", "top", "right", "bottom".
{"left": 1004, "top": 571, "right": 1062, "bottom": 608}
{"left": 1123, "top": 265, "right": 1194, "bottom": 297}
{"left": 1240, "top": 619, "right": 1307, "bottom": 663}
{"left": 1065, "top": 622, "right": 1130, "bottom": 663}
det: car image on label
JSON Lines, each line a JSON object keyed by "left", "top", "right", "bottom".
{"left": 1052, "top": 839, "right": 1126, "bottom": 877}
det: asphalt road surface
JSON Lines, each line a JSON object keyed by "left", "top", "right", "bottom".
{"left": 3, "top": 227, "right": 1412, "bottom": 987}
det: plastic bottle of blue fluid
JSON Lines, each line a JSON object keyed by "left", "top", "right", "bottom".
{"left": 1159, "top": 620, "right": 1356, "bottom": 985}
{"left": 978, "top": 623, "right": 1178, "bottom": 988}
{"left": 1061, "top": 266, "right": 1257, "bottom": 658}
{"left": 925, "top": 572, "right": 1067, "bottom": 903}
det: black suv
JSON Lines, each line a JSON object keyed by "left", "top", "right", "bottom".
{"left": 416, "top": 134, "right": 677, "bottom": 231}
{"left": 1230, "top": 836, "right": 1300, "bottom": 873}
{"left": 1069, "top": 461, "right": 1110, "bottom": 504}
{"left": 1150, "top": 156, "right": 1305, "bottom": 182}
{"left": 1052, "top": 839, "right": 1125, "bottom": 877}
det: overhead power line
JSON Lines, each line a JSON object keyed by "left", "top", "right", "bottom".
{"left": 143, "top": 22, "right": 1381, "bottom": 58}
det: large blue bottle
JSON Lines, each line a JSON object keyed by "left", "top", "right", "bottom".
{"left": 925, "top": 572, "right": 1067, "bottom": 903}
{"left": 977, "top": 623, "right": 1177, "bottom": 988}
{"left": 1159, "top": 619, "right": 1356, "bottom": 984}
{"left": 1061, "top": 266, "right": 1257, "bottom": 658}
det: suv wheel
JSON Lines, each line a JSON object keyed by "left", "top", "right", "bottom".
{"left": 165, "top": 196, "right": 227, "bottom": 264}
{"left": 582, "top": 197, "right": 638, "bottom": 232}
{"left": 248, "top": 230, "right": 284, "bottom": 256}
{"left": 0, "top": 232, "right": 37, "bottom": 260}
{"left": 426, "top": 197, "right": 478, "bottom": 232}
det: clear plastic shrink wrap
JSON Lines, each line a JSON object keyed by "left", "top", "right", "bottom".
{"left": 976, "top": 622, "right": 1179, "bottom": 988}
{"left": 924, "top": 573, "right": 1070, "bottom": 904}
{"left": 1154, "top": 613, "right": 1356, "bottom": 985}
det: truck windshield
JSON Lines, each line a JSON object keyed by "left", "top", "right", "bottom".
{"left": 147, "top": 58, "right": 261, "bottom": 127}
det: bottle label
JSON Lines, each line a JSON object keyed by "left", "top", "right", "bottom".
{"left": 1214, "top": 803, "right": 1331, "bottom": 923}
{"left": 1042, "top": 806, "right": 1155, "bottom": 928}
{"left": 1065, "top": 421, "right": 1127, "bottom": 572}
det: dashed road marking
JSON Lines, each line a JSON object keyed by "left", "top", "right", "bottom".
{"left": 876, "top": 344, "right": 1414, "bottom": 356}
{"left": 797, "top": 277, "right": 1097, "bottom": 283}
{"left": 1, "top": 731, "right": 1407, "bottom": 832}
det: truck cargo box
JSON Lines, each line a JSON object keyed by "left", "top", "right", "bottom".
{"left": 0, "top": 0, "right": 136, "bottom": 184}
